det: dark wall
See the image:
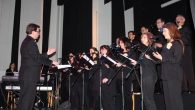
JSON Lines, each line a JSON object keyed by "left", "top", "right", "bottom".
{"left": 62, "top": 0, "right": 92, "bottom": 58}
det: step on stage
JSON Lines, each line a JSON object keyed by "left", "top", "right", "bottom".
{"left": 133, "top": 93, "right": 195, "bottom": 110}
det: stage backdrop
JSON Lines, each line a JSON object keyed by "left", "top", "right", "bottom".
{"left": 0, "top": 0, "right": 194, "bottom": 80}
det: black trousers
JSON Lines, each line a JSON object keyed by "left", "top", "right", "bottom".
{"left": 17, "top": 76, "right": 37, "bottom": 110}
{"left": 17, "top": 67, "right": 41, "bottom": 110}
{"left": 163, "top": 80, "right": 183, "bottom": 110}
{"left": 142, "top": 77, "right": 157, "bottom": 110}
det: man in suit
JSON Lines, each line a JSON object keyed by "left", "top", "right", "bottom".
{"left": 17, "top": 23, "right": 59, "bottom": 110}
{"left": 176, "top": 14, "right": 195, "bottom": 93}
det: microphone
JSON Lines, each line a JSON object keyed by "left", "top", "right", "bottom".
{"left": 131, "top": 43, "right": 140, "bottom": 49}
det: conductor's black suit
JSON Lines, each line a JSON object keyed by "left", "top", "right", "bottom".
{"left": 18, "top": 36, "right": 52, "bottom": 110}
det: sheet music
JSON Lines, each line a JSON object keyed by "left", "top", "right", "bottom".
{"left": 57, "top": 64, "right": 71, "bottom": 69}
{"left": 103, "top": 55, "right": 117, "bottom": 65}
{"left": 119, "top": 53, "right": 137, "bottom": 62}
{"left": 82, "top": 54, "right": 95, "bottom": 65}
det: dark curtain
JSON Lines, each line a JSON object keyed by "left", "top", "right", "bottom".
{"left": 41, "top": 0, "right": 51, "bottom": 74}
{"left": 134, "top": 0, "right": 163, "bottom": 35}
{"left": 41, "top": 0, "right": 52, "bottom": 107}
{"left": 42, "top": 0, "right": 51, "bottom": 53}
{"left": 62, "top": 0, "right": 92, "bottom": 59}
{"left": 112, "top": 0, "right": 126, "bottom": 43}
{"left": 11, "top": 0, "right": 21, "bottom": 69}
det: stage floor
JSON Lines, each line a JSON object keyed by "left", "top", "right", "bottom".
{"left": 134, "top": 93, "right": 195, "bottom": 110}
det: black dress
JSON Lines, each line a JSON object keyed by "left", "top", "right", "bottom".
{"left": 161, "top": 40, "right": 184, "bottom": 110}
{"left": 100, "top": 54, "right": 117, "bottom": 110}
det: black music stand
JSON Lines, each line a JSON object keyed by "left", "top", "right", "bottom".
{"left": 56, "top": 65, "right": 71, "bottom": 109}
{"left": 125, "top": 46, "right": 152, "bottom": 79}
{"left": 103, "top": 51, "right": 142, "bottom": 110}
{"left": 47, "top": 64, "right": 71, "bottom": 109}
{"left": 125, "top": 45, "right": 153, "bottom": 110}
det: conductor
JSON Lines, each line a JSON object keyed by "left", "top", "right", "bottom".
{"left": 17, "top": 23, "right": 59, "bottom": 110}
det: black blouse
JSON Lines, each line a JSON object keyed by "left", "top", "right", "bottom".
{"left": 161, "top": 40, "right": 183, "bottom": 80}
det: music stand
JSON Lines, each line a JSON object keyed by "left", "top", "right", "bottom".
{"left": 103, "top": 52, "right": 141, "bottom": 110}
{"left": 52, "top": 64, "right": 71, "bottom": 109}
{"left": 125, "top": 45, "right": 153, "bottom": 110}
{"left": 81, "top": 54, "right": 96, "bottom": 110}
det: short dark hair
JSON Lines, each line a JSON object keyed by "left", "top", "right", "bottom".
{"left": 26, "top": 23, "right": 40, "bottom": 34}
{"left": 156, "top": 17, "right": 165, "bottom": 23}
{"left": 128, "top": 30, "right": 135, "bottom": 35}
{"left": 100, "top": 45, "right": 111, "bottom": 55}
